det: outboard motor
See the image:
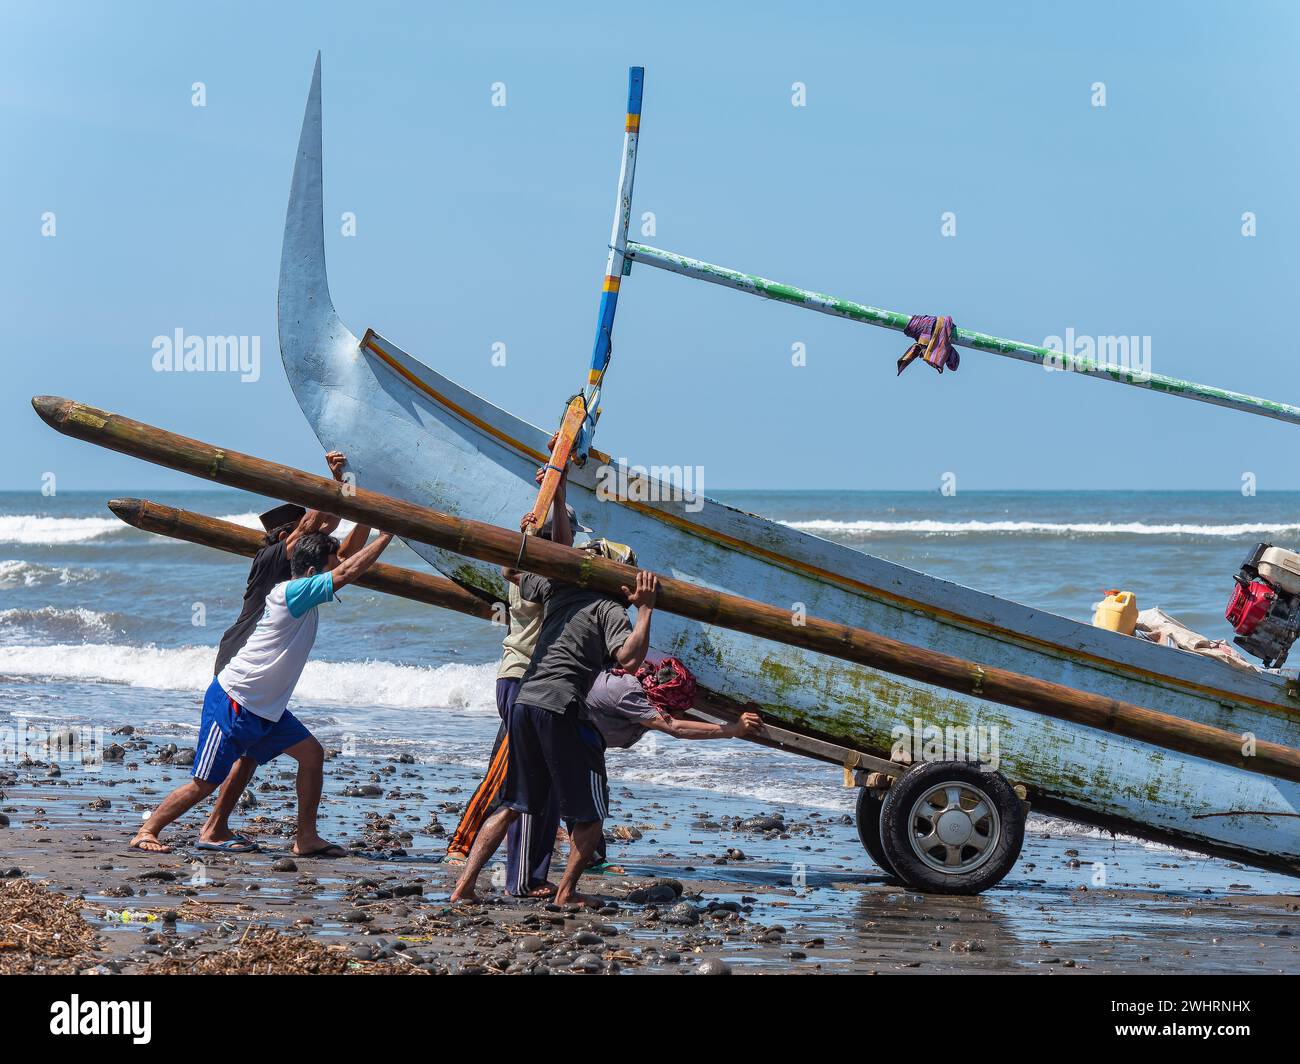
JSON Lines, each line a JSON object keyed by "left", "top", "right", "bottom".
{"left": 1226, "top": 543, "right": 1300, "bottom": 667}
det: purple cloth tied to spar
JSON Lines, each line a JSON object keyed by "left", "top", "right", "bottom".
{"left": 897, "top": 315, "right": 960, "bottom": 375}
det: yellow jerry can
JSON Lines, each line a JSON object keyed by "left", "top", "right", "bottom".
{"left": 1092, "top": 590, "right": 1138, "bottom": 635}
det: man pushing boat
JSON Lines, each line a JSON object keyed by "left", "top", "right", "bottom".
{"left": 449, "top": 489, "right": 764, "bottom": 907}
{"left": 194, "top": 449, "right": 353, "bottom": 853}
{"left": 584, "top": 657, "right": 762, "bottom": 757}
{"left": 129, "top": 521, "right": 393, "bottom": 857}
{"left": 447, "top": 452, "right": 592, "bottom": 896}
{"left": 450, "top": 550, "right": 660, "bottom": 905}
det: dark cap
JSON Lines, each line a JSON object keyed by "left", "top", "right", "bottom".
{"left": 259, "top": 503, "right": 307, "bottom": 532}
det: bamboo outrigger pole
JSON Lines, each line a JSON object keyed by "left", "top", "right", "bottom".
{"left": 621, "top": 243, "right": 1300, "bottom": 427}
{"left": 105, "top": 497, "right": 499, "bottom": 620}
{"left": 32, "top": 395, "right": 1300, "bottom": 784}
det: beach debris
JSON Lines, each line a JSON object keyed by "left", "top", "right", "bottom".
{"left": 0, "top": 878, "right": 100, "bottom": 974}
{"left": 145, "top": 927, "right": 423, "bottom": 975}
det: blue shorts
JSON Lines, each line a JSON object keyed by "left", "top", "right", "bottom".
{"left": 191, "top": 677, "right": 311, "bottom": 784}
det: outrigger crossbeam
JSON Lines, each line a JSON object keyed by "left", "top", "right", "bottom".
{"left": 622, "top": 242, "right": 1300, "bottom": 427}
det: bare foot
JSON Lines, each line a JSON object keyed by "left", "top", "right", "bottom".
{"left": 449, "top": 886, "right": 479, "bottom": 904}
{"left": 527, "top": 882, "right": 557, "bottom": 898}
{"left": 129, "top": 831, "right": 171, "bottom": 854}
{"left": 553, "top": 890, "right": 599, "bottom": 907}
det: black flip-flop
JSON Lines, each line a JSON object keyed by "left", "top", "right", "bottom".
{"left": 195, "top": 834, "right": 259, "bottom": 853}
{"left": 294, "top": 843, "right": 348, "bottom": 859}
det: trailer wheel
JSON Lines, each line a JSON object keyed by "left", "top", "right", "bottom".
{"left": 878, "top": 762, "right": 1024, "bottom": 895}
{"left": 854, "top": 787, "right": 898, "bottom": 877}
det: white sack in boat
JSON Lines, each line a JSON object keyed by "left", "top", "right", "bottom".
{"left": 1134, "top": 607, "right": 1256, "bottom": 672}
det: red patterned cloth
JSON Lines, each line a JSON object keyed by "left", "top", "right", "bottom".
{"left": 633, "top": 657, "right": 697, "bottom": 711}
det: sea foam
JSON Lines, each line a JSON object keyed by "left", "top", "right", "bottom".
{"left": 0, "top": 559, "right": 97, "bottom": 588}
{"left": 0, "top": 606, "right": 118, "bottom": 641}
{"left": 0, "top": 642, "right": 497, "bottom": 712}
{"left": 0, "top": 512, "right": 262, "bottom": 546}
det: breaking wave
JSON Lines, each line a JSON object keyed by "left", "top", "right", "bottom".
{"left": 0, "top": 559, "right": 98, "bottom": 588}
{"left": 0, "top": 607, "right": 119, "bottom": 641}
{"left": 0, "top": 512, "right": 261, "bottom": 545}
{"left": 0, "top": 642, "right": 497, "bottom": 712}
{"left": 787, "top": 519, "right": 1300, "bottom": 538}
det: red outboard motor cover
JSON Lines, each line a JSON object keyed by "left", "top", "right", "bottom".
{"left": 1226, "top": 579, "right": 1275, "bottom": 635}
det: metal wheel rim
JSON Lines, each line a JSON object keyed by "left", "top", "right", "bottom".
{"left": 906, "top": 781, "right": 1001, "bottom": 875}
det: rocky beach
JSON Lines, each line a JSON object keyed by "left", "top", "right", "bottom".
{"left": 3, "top": 728, "right": 1296, "bottom": 976}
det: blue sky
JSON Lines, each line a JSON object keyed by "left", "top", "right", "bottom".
{"left": 2, "top": 1, "right": 1297, "bottom": 491}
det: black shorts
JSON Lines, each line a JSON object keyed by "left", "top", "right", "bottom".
{"left": 502, "top": 702, "right": 608, "bottom": 824}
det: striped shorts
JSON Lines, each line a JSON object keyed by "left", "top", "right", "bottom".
{"left": 192, "top": 677, "right": 311, "bottom": 783}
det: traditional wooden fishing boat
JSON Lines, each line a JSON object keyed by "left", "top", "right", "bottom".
{"left": 273, "top": 57, "right": 1298, "bottom": 889}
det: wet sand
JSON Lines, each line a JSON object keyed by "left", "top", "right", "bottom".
{"left": 2, "top": 731, "right": 1297, "bottom": 975}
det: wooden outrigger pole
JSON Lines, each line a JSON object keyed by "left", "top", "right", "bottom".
{"left": 32, "top": 395, "right": 1300, "bottom": 784}
{"left": 105, "top": 497, "right": 499, "bottom": 620}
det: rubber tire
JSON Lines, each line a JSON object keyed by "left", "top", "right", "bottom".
{"left": 878, "top": 762, "right": 1025, "bottom": 895}
{"left": 855, "top": 787, "right": 898, "bottom": 878}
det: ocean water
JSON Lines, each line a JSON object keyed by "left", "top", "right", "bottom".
{"left": 2, "top": 487, "right": 1298, "bottom": 822}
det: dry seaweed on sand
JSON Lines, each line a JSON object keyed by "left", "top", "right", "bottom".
{"left": 145, "top": 927, "right": 428, "bottom": 975}
{"left": 0, "top": 878, "right": 101, "bottom": 974}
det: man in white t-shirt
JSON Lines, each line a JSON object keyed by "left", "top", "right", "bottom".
{"left": 128, "top": 525, "right": 393, "bottom": 857}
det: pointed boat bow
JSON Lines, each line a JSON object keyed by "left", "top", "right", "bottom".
{"left": 277, "top": 54, "right": 361, "bottom": 418}
{"left": 276, "top": 57, "right": 538, "bottom": 598}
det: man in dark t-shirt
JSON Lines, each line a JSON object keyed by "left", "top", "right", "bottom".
{"left": 451, "top": 567, "right": 660, "bottom": 906}
{"left": 195, "top": 450, "right": 350, "bottom": 851}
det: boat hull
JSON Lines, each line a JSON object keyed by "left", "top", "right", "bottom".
{"left": 277, "top": 58, "right": 1300, "bottom": 876}
{"left": 285, "top": 328, "right": 1300, "bottom": 875}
